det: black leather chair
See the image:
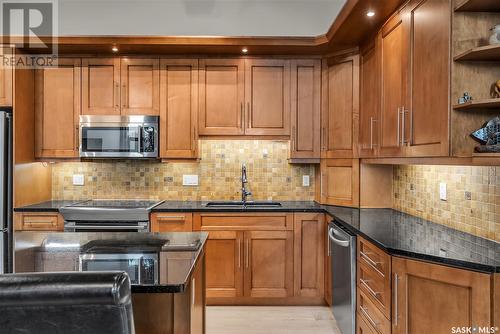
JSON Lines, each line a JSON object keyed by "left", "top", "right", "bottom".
{"left": 0, "top": 271, "right": 135, "bottom": 334}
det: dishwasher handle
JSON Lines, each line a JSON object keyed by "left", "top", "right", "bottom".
{"left": 328, "top": 226, "right": 350, "bottom": 247}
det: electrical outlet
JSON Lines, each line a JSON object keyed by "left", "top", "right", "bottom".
{"left": 182, "top": 175, "right": 199, "bottom": 186}
{"left": 302, "top": 175, "right": 310, "bottom": 187}
{"left": 72, "top": 174, "right": 84, "bottom": 186}
{"left": 464, "top": 191, "right": 472, "bottom": 200}
{"left": 439, "top": 182, "right": 447, "bottom": 201}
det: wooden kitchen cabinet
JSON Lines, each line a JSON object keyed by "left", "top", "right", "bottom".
{"left": 198, "top": 59, "right": 245, "bottom": 135}
{"left": 245, "top": 59, "right": 290, "bottom": 136}
{"left": 392, "top": 257, "right": 492, "bottom": 334}
{"left": 378, "top": 10, "right": 407, "bottom": 158}
{"left": 82, "top": 58, "right": 121, "bottom": 115}
{"left": 403, "top": 0, "right": 450, "bottom": 157}
{"left": 35, "top": 58, "right": 81, "bottom": 158}
{"left": 320, "top": 159, "right": 360, "bottom": 207}
{"left": 293, "top": 213, "right": 324, "bottom": 298}
{"left": 0, "top": 48, "right": 12, "bottom": 106}
{"left": 359, "top": 41, "right": 380, "bottom": 158}
{"left": 160, "top": 59, "right": 198, "bottom": 159}
{"left": 243, "top": 230, "right": 293, "bottom": 298}
{"left": 324, "top": 215, "right": 332, "bottom": 306}
{"left": 14, "top": 212, "right": 64, "bottom": 231}
{"left": 321, "top": 54, "right": 359, "bottom": 159}
{"left": 205, "top": 231, "right": 244, "bottom": 299}
{"left": 120, "top": 58, "right": 160, "bottom": 115}
{"left": 151, "top": 212, "right": 193, "bottom": 232}
{"left": 289, "top": 59, "right": 321, "bottom": 161}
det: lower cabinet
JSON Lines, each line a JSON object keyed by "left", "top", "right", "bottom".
{"left": 392, "top": 257, "right": 492, "bottom": 334}
{"left": 324, "top": 215, "right": 332, "bottom": 306}
{"left": 151, "top": 213, "right": 193, "bottom": 232}
{"left": 14, "top": 212, "right": 64, "bottom": 231}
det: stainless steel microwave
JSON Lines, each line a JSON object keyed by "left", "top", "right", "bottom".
{"left": 78, "top": 253, "right": 158, "bottom": 285}
{"left": 79, "top": 115, "right": 159, "bottom": 159}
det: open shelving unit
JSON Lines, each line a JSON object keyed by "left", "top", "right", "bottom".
{"left": 453, "top": 98, "right": 500, "bottom": 111}
{"left": 455, "top": 0, "right": 500, "bottom": 12}
{"left": 454, "top": 44, "right": 500, "bottom": 61}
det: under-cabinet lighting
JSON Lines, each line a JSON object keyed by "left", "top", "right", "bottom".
{"left": 242, "top": 48, "right": 248, "bottom": 54}
{"left": 111, "top": 46, "right": 119, "bottom": 52}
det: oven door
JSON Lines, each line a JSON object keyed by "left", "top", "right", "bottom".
{"left": 64, "top": 221, "right": 149, "bottom": 233}
{"left": 79, "top": 253, "right": 158, "bottom": 285}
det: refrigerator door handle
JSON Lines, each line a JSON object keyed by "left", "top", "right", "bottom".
{"left": 0, "top": 111, "right": 6, "bottom": 232}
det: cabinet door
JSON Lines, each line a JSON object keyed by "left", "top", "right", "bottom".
{"left": 290, "top": 59, "right": 321, "bottom": 160}
{"left": 245, "top": 59, "right": 290, "bottom": 136}
{"left": 359, "top": 42, "right": 380, "bottom": 158}
{"left": 293, "top": 213, "right": 324, "bottom": 298}
{"left": 205, "top": 231, "right": 243, "bottom": 299}
{"left": 379, "top": 12, "right": 407, "bottom": 157}
{"left": 404, "top": 0, "right": 450, "bottom": 157}
{"left": 160, "top": 59, "right": 198, "bottom": 159}
{"left": 392, "top": 257, "right": 491, "bottom": 334}
{"left": 120, "top": 58, "right": 159, "bottom": 115}
{"left": 35, "top": 58, "right": 81, "bottom": 158}
{"left": 320, "top": 159, "right": 360, "bottom": 207}
{"left": 199, "top": 59, "right": 244, "bottom": 135}
{"left": 244, "top": 230, "right": 293, "bottom": 298}
{"left": 0, "top": 49, "right": 12, "bottom": 106}
{"left": 322, "top": 55, "right": 359, "bottom": 159}
{"left": 82, "top": 58, "right": 120, "bottom": 115}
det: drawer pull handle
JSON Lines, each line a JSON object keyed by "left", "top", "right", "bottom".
{"left": 25, "top": 220, "right": 55, "bottom": 224}
{"left": 360, "top": 251, "right": 384, "bottom": 276}
{"left": 156, "top": 216, "right": 185, "bottom": 221}
{"left": 360, "top": 306, "right": 379, "bottom": 329}
{"left": 360, "top": 279, "right": 381, "bottom": 297}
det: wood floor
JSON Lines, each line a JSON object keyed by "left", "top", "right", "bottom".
{"left": 206, "top": 306, "right": 341, "bottom": 334}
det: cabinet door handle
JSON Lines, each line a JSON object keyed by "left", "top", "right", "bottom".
{"left": 291, "top": 125, "right": 296, "bottom": 152}
{"left": 396, "top": 107, "right": 401, "bottom": 147}
{"left": 122, "top": 83, "right": 127, "bottom": 108}
{"left": 394, "top": 273, "right": 399, "bottom": 326}
{"left": 321, "top": 127, "right": 327, "bottom": 151}
{"left": 240, "top": 102, "right": 244, "bottom": 128}
{"left": 193, "top": 126, "right": 197, "bottom": 153}
{"left": 409, "top": 108, "right": 413, "bottom": 146}
{"left": 237, "top": 239, "right": 241, "bottom": 269}
{"left": 360, "top": 306, "right": 379, "bottom": 329}
{"left": 247, "top": 102, "right": 251, "bottom": 128}
{"left": 114, "top": 82, "right": 120, "bottom": 109}
{"left": 360, "top": 278, "right": 381, "bottom": 297}
{"left": 401, "top": 107, "right": 406, "bottom": 146}
{"left": 245, "top": 240, "right": 249, "bottom": 268}
{"left": 192, "top": 278, "right": 196, "bottom": 306}
{"left": 75, "top": 125, "right": 79, "bottom": 151}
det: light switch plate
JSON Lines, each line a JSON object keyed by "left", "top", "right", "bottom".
{"left": 439, "top": 182, "right": 447, "bottom": 201}
{"left": 183, "top": 175, "right": 199, "bottom": 186}
{"left": 73, "top": 174, "right": 84, "bottom": 186}
{"left": 302, "top": 175, "right": 310, "bottom": 187}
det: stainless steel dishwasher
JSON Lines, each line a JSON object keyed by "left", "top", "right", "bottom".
{"left": 328, "top": 220, "right": 356, "bottom": 334}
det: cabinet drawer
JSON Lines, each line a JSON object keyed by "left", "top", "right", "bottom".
{"left": 358, "top": 260, "right": 391, "bottom": 319}
{"left": 151, "top": 213, "right": 193, "bottom": 232}
{"left": 357, "top": 312, "right": 378, "bottom": 334}
{"left": 357, "top": 289, "right": 391, "bottom": 334}
{"left": 193, "top": 213, "right": 293, "bottom": 231}
{"left": 358, "top": 237, "right": 391, "bottom": 279}
{"left": 16, "top": 213, "right": 63, "bottom": 231}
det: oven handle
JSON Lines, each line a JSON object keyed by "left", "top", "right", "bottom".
{"left": 69, "top": 225, "right": 148, "bottom": 231}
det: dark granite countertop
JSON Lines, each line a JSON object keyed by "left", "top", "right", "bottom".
{"left": 14, "top": 200, "right": 499, "bottom": 273}
{"left": 13, "top": 231, "right": 208, "bottom": 293}
{"left": 14, "top": 200, "right": 84, "bottom": 212}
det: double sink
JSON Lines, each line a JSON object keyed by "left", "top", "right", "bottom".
{"left": 205, "top": 201, "right": 282, "bottom": 208}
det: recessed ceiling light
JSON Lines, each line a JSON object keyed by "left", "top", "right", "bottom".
{"left": 111, "top": 46, "right": 119, "bottom": 52}
{"left": 242, "top": 48, "right": 248, "bottom": 54}
{"left": 367, "top": 11, "right": 375, "bottom": 17}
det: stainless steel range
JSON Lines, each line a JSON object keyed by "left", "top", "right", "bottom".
{"left": 60, "top": 200, "right": 163, "bottom": 232}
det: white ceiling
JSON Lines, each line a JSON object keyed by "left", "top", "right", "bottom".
{"left": 57, "top": 0, "right": 347, "bottom": 37}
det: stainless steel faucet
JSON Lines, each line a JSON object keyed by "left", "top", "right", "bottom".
{"left": 241, "top": 163, "right": 252, "bottom": 205}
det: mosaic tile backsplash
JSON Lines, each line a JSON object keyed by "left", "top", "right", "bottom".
{"left": 52, "top": 140, "right": 315, "bottom": 201}
{"left": 393, "top": 165, "right": 499, "bottom": 242}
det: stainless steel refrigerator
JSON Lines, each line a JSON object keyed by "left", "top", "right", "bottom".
{"left": 0, "top": 107, "right": 13, "bottom": 274}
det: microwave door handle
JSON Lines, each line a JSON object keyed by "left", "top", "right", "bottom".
{"left": 138, "top": 126, "right": 143, "bottom": 153}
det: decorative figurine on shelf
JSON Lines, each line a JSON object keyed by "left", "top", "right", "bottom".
{"left": 489, "top": 24, "right": 500, "bottom": 45}
{"left": 491, "top": 79, "right": 500, "bottom": 99}
{"left": 458, "top": 92, "right": 473, "bottom": 104}
{"left": 471, "top": 117, "right": 500, "bottom": 153}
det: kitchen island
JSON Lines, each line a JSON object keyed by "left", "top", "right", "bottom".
{"left": 13, "top": 231, "right": 208, "bottom": 334}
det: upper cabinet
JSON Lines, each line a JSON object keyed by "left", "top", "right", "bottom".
{"left": 322, "top": 54, "right": 359, "bottom": 159}
{"left": 160, "top": 59, "right": 198, "bottom": 159}
{"left": 0, "top": 49, "right": 12, "bottom": 107}
{"left": 404, "top": 0, "right": 450, "bottom": 157}
{"left": 120, "top": 58, "right": 160, "bottom": 115}
{"left": 359, "top": 0, "right": 450, "bottom": 158}
{"left": 35, "top": 58, "right": 81, "bottom": 158}
{"left": 245, "top": 59, "right": 290, "bottom": 136}
{"left": 289, "top": 59, "right": 321, "bottom": 161}
{"left": 198, "top": 59, "right": 245, "bottom": 135}
{"left": 82, "top": 58, "right": 121, "bottom": 115}
{"left": 82, "top": 58, "right": 160, "bottom": 116}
